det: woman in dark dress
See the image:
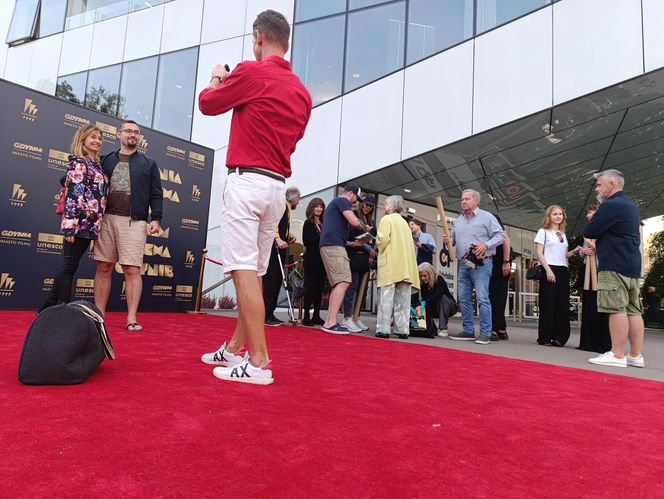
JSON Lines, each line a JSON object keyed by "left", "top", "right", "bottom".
{"left": 416, "top": 262, "right": 458, "bottom": 337}
{"left": 577, "top": 202, "right": 611, "bottom": 352}
{"left": 302, "top": 198, "right": 326, "bottom": 326}
{"left": 39, "top": 124, "right": 109, "bottom": 312}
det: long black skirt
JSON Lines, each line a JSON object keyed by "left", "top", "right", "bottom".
{"left": 578, "top": 290, "right": 611, "bottom": 353}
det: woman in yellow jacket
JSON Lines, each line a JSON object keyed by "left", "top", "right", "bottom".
{"left": 375, "top": 195, "right": 420, "bottom": 339}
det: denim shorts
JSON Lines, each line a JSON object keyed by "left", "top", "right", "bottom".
{"left": 597, "top": 271, "right": 643, "bottom": 315}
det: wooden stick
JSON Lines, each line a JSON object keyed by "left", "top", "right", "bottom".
{"left": 435, "top": 196, "right": 456, "bottom": 262}
{"left": 353, "top": 272, "right": 369, "bottom": 321}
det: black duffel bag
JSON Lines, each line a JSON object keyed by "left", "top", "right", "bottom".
{"left": 18, "top": 301, "right": 115, "bottom": 385}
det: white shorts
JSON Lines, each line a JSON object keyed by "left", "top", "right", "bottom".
{"left": 221, "top": 170, "right": 285, "bottom": 276}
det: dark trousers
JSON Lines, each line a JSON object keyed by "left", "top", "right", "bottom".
{"left": 39, "top": 237, "right": 91, "bottom": 312}
{"left": 303, "top": 261, "right": 325, "bottom": 319}
{"left": 537, "top": 265, "right": 570, "bottom": 345}
{"left": 426, "top": 295, "right": 458, "bottom": 331}
{"left": 263, "top": 249, "right": 285, "bottom": 320}
{"left": 489, "top": 266, "right": 509, "bottom": 332}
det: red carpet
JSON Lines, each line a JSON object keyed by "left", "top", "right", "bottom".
{"left": 1, "top": 311, "right": 663, "bottom": 497}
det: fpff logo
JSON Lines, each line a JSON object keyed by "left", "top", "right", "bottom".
{"left": 22, "top": 99, "right": 38, "bottom": 121}
{"left": 10, "top": 184, "right": 27, "bottom": 207}
{"left": 0, "top": 273, "right": 16, "bottom": 296}
{"left": 191, "top": 185, "right": 201, "bottom": 202}
{"left": 137, "top": 136, "right": 148, "bottom": 152}
{"left": 185, "top": 250, "right": 195, "bottom": 269}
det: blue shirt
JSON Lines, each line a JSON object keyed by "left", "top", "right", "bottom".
{"left": 583, "top": 191, "right": 641, "bottom": 277}
{"left": 415, "top": 231, "right": 436, "bottom": 264}
{"left": 320, "top": 197, "right": 352, "bottom": 247}
{"left": 452, "top": 208, "right": 504, "bottom": 258}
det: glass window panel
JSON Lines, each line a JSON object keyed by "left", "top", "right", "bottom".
{"left": 294, "top": 0, "right": 345, "bottom": 22}
{"left": 407, "top": 0, "right": 473, "bottom": 64}
{"left": 349, "top": 0, "right": 391, "bottom": 10}
{"left": 85, "top": 64, "right": 122, "bottom": 116}
{"left": 39, "top": 0, "right": 68, "bottom": 37}
{"left": 153, "top": 47, "right": 198, "bottom": 139}
{"left": 345, "top": 2, "right": 406, "bottom": 92}
{"left": 56, "top": 72, "right": 88, "bottom": 104}
{"left": 476, "top": 0, "right": 550, "bottom": 34}
{"left": 65, "top": 0, "right": 130, "bottom": 29}
{"left": 6, "top": 0, "right": 39, "bottom": 44}
{"left": 292, "top": 15, "right": 345, "bottom": 106}
{"left": 130, "top": 0, "right": 169, "bottom": 13}
{"left": 118, "top": 56, "right": 158, "bottom": 126}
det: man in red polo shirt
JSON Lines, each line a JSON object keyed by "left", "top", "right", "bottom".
{"left": 198, "top": 9, "right": 312, "bottom": 385}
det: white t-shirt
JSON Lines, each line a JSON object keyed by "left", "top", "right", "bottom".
{"left": 534, "top": 228, "right": 568, "bottom": 267}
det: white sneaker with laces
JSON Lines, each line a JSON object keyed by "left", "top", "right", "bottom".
{"left": 437, "top": 329, "right": 448, "bottom": 337}
{"left": 588, "top": 351, "right": 627, "bottom": 368}
{"left": 201, "top": 342, "right": 244, "bottom": 366}
{"left": 213, "top": 358, "right": 273, "bottom": 385}
{"left": 626, "top": 354, "right": 645, "bottom": 368}
{"left": 354, "top": 318, "right": 370, "bottom": 331}
{"left": 341, "top": 318, "right": 362, "bottom": 333}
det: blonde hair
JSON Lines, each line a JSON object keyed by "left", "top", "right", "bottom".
{"left": 71, "top": 124, "right": 102, "bottom": 162}
{"left": 418, "top": 262, "right": 436, "bottom": 289}
{"left": 541, "top": 204, "right": 567, "bottom": 232}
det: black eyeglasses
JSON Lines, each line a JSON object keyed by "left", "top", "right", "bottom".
{"left": 119, "top": 129, "right": 141, "bottom": 136}
{"left": 556, "top": 231, "right": 564, "bottom": 243}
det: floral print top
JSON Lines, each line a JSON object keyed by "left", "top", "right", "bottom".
{"left": 61, "top": 155, "right": 109, "bottom": 239}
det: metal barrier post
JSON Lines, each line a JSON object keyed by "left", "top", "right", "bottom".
{"left": 191, "top": 248, "right": 208, "bottom": 314}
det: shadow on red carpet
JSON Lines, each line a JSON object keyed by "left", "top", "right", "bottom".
{"left": 1, "top": 311, "right": 663, "bottom": 497}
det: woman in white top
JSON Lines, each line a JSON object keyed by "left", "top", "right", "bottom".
{"left": 534, "top": 205, "right": 582, "bottom": 347}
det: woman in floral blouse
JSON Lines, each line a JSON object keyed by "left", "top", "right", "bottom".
{"left": 39, "top": 124, "right": 109, "bottom": 312}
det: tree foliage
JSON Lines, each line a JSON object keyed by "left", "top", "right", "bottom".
{"left": 644, "top": 230, "right": 664, "bottom": 293}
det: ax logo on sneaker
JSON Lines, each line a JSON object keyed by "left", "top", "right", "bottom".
{"left": 213, "top": 359, "right": 274, "bottom": 385}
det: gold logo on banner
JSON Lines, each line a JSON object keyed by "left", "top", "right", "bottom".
{"left": 42, "top": 277, "right": 54, "bottom": 292}
{"left": 48, "top": 149, "right": 70, "bottom": 171}
{"left": 137, "top": 136, "right": 148, "bottom": 152}
{"left": 10, "top": 184, "right": 28, "bottom": 207}
{"left": 185, "top": 250, "right": 195, "bottom": 269}
{"left": 0, "top": 229, "right": 32, "bottom": 247}
{"left": 152, "top": 284, "right": 173, "bottom": 297}
{"left": 143, "top": 264, "right": 174, "bottom": 278}
{"left": 191, "top": 185, "right": 201, "bottom": 202}
{"left": 96, "top": 121, "right": 117, "bottom": 141}
{"left": 36, "top": 232, "right": 64, "bottom": 254}
{"left": 166, "top": 145, "right": 186, "bottom": 160}
{"left": 159, "top": 169, "right": 182, "bottom": 184}
{"left": 63, "top": 113, "right": 91, "bottom": 129}
{"left": 163, "top": 188, "right": 180, "bottom": 203}
{"left": 0, "top": 273, "right": 16, "bottom": 296}
{"left": 151, "top": 226, "right": 170, "bottom": 239}
{"left": 75, "top": 278, "right": 94, "bottom": 298}
{"left": 180, "top": 218, "right": 199, "bottom": 231}
{"left": 175, "top": 284, "right": 193, "bottom": 302}
{"left": 22, "top": 98, "right": 38, "bottom": 122}
{"left": 188, "top": 151, "right": 205, "bottom": 170}
{"left": 145, "top": 243, "right": 171, "bottom": 258}
{"left": 12, "top": 142, "right": 43, "bottom": 161}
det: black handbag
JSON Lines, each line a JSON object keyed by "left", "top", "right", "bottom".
{"left": 526, "top": 231, "right": 547, "bottom": 281}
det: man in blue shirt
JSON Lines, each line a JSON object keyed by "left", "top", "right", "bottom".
{"left": 409, "top": 219, "right": 436, "bottom": 265}
{"left": 320, "top": 185, "right": 372, "bottom": 334}
{"left": 443, "top": 189, "right": 503, "bottom": 344}
{"left": 585, "top": 169, "right": 645, "bottom": 368}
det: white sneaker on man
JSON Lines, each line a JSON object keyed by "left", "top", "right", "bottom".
{"left": 626, "top": 354, "right": 645, "bottom": 368}
{"left": 588, "top": 351, "right": 627, "bottom": 368}
{"left": 437, "top": 329, "right": 448, "bottom": 337}
{"left": 341, "top": 318, "right": 362, "bottom": 333}
{"left": 213, "top": 357, "right": 274, "bottom": 385}
{"left": 201, "top": 342, "right": 244, "bottom": 366}
{"left": 354, "top": 318, "right": 370, "bottom": 331}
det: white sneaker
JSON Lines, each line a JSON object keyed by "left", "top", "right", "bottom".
{"left": 626, "top": 354, "right": 645, "bottom": 368}
{"left": 437, "top": 329, "right": 448, "bottom": 337}
{"left": 201, "top": 342, "right": 244, "bottom": 366}
{"left": 213, "top": 358, "right": 274, "bottom": 385}
{"left": 588, "top": 351, "right": 627, "bottom": 368}
{"left": 342, "top": 318, "right": 362, "bottom": 333}
{"left": 355, "top": 318, "right": 370, "bottom": 331}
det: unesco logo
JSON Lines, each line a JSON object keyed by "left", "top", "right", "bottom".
{"left": 22, "top": 98, "right": 38, "bottom": 122}
{"left": 188, "top": 151, "right": 205, "bottom": 170}
{"left": 9, "top": 184, "right": 27, "bottom": 207}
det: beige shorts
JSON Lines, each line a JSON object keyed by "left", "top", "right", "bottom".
{"left": 597, "top": 271, "right": 643, "bottom": 315}
{"left": 320, "top": 245, "right": 351, "bottom": 287}
{"left": 93, "top": 214, "right": 147, "bottom": 267}
{"left": 221, "top": 170, "right": 285, "bottom": 276}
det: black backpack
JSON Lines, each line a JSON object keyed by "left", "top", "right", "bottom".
{"left": 18, "top": 301, "right": 115, "bottom": 385}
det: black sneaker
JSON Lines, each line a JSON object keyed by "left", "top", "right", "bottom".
{"left": 397, "top": 334, "right": 408, "bottom": 339}
{"left": 302, "top": 318, "right": 314, "bottom": 327}
{"left": 311, "top": 316, "right": 325, "bottom": 325}
{"left": 265, "top": 317, "right": 284, "bottom": 327}
{"left": 490, "top": 332, "right": 500, "bottom": 341}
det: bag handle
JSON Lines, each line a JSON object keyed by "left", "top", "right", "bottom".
{"left": 69, "top": 303, "right": 115, "bottom": 360}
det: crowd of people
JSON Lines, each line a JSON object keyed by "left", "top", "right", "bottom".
{"left": 38, "top": 10, "right": 649, "bottom": 386}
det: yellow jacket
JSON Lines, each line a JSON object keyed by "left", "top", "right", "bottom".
{"left": 376, "top": 213, "right": 420, "bottom": 290}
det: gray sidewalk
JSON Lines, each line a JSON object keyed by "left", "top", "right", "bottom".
{"left": 210, "top": 310, "right": 664, "bottom": 382}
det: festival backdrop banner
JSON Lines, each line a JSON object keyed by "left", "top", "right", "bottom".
{"left": 0, "top": 79, "right": 213, "bottom": 312}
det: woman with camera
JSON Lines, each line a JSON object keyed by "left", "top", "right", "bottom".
{"left": 534, "top": 205, "right": 582, "bottom": 347}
